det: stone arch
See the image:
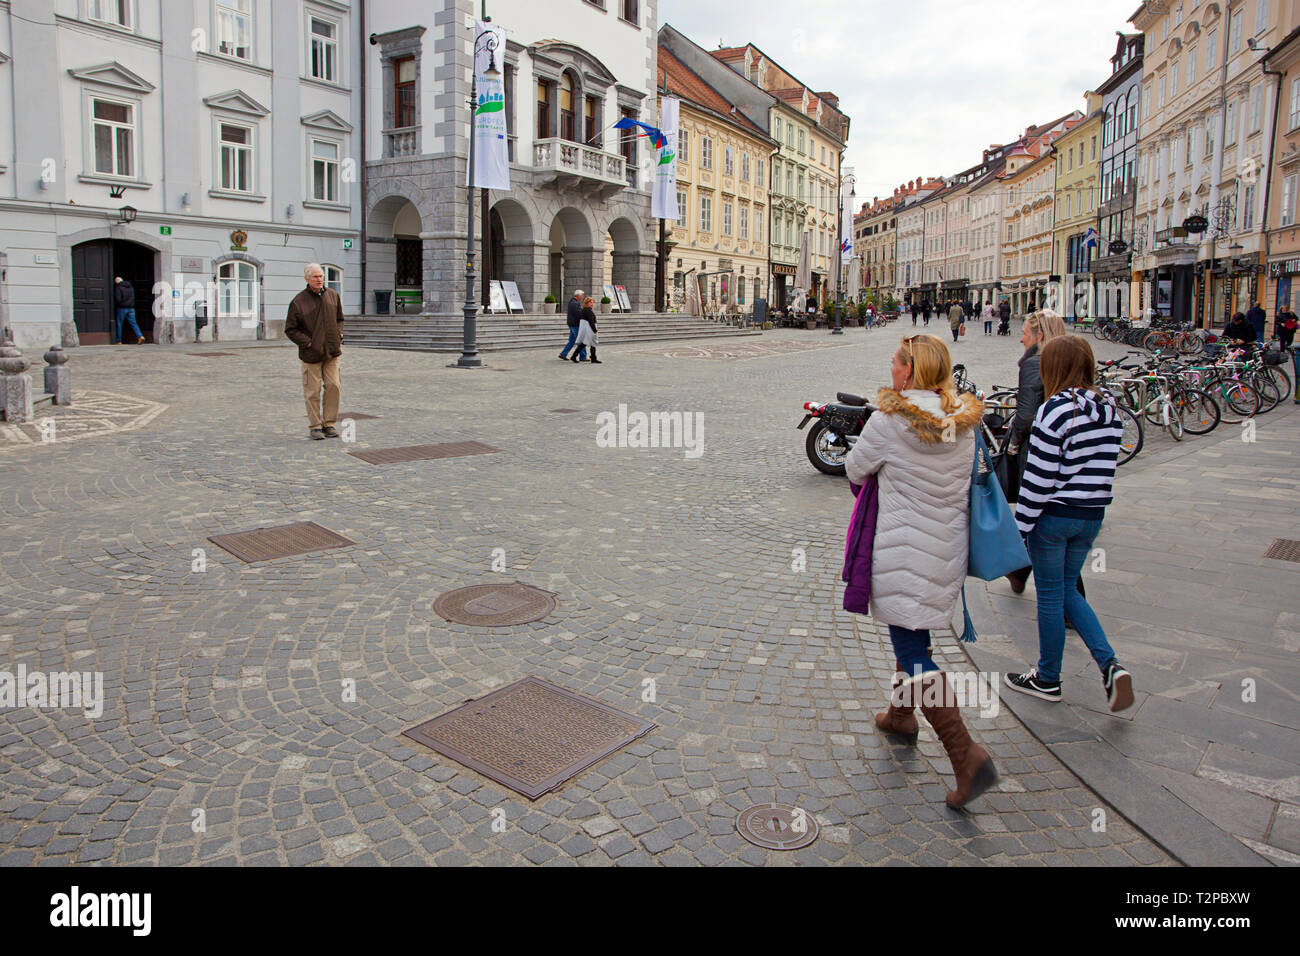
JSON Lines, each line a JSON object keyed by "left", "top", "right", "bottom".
{"left": 548, "top": 205, "right": 598, "bottom": 304}
{"left": 58, "top": 225, "right": 173, "bottom": 346}
{"left": 489, "top": 197, "right": 539, "bottom": 309}
{"left": 367, "top": 190, "right": 428, "bottom": 313}
{"left": 603, "top": 214, "right": 652, "bottom": 311}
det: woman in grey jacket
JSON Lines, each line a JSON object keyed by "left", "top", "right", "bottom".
{"left": 845, "top": 334, "right": 997, "bottom": 809}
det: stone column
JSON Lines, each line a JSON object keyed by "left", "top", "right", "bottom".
{"left": 44, "top": 345, "right": 71, "bottom": 406}
{"left": 1, "top": 339, "right": 33, "bottom": 423}
{"left": 563, "top": 247, "right": 601, "bottom": 307}
{"left": 502, "top": 239, "right": 549, "bottom": 312}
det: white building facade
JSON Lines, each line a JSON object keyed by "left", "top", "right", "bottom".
{"left": 0, "top": 0, "right": 362, "bottom": 349}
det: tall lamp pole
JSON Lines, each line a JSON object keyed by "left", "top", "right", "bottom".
{"left": 457, "top": 14, "right": 496, "bottom": 368}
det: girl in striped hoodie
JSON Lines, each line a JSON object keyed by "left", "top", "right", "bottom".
{"left": 1004, "top": 335, "right": 1136, "bottom": 713}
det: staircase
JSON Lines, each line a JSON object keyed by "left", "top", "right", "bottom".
{"left": 344, "top": 312, "right": 763, "bottom": 353}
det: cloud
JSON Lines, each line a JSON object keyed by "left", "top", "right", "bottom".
{"left": 658, "top": 0, "right": 1139, "bottom": 196}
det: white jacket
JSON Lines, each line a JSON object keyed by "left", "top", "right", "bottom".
{"left": 844, "top": 388, "right": 982, "bottom": 630}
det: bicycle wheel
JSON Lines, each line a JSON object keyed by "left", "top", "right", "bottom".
{"left": 1218, "top": 379, "right": 1260, "bottom": 420}
{"left": 1145, "top": 331, "right": 1172, "bottom": 351}
{"left": 1093, "top": 321, "right": 1109, "bottom": 340}
{"left": 1251, "top": 372, "right": 1281, "bottom": 413}
{"left": 1164, "top": 403, "right": 1184, "bottom": 441}
{"left": 1173, "top": 387, "right": 1220, "bottom": 435}
{"left": 1261, "top": 363, "right": 1292, "bottom": 402}
{"left": 1115, "top": 403, "right": 1143, "bottom": 466}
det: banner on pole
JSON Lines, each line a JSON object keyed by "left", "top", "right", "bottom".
{"left": 469, "top": 21, "right": 510, "bottom": 191}
{"left": 652, "top": 98, "right": 680, "bottom": 221}
{"left": 840, "top": 166, "right": 855, "bottom": 263}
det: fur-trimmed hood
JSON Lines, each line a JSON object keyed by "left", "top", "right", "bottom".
{"left": 874, "top": 388, "right": 984, "bottom": 445}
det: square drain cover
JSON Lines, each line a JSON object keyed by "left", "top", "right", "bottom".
{"left": 1264, "top": 539, "right": 1300, "bottom": 562}
{"left": 208, "top": 520, "right": 355, "bottom": 563}
{"left": 551, "top": 408, "right": 582, "bottom": 414}
{"left": 404, "top": 676, "right": 655, "bottom": 800}
{"left": 348, "top": 441, "right": 499, "bottom": 465}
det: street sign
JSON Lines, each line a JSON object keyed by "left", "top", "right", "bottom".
{"left": 1183, "top": 215, "right": 1209, "bottom": 234}
{"left": 159, "top": 226, "right": 172, "bottom": 236}
{"left": 343, "top": 238, "right": 353, "bottom": 249}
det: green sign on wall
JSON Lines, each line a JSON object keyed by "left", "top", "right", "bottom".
{"left": 160, "top": 226, "right": 172, "bottom": 236}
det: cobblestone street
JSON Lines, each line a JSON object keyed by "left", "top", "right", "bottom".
{"left": 4, "top": 323, "right": 1281, "bottom": 867}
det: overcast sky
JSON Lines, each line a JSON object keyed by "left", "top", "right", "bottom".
{"left": 658, "top": 0, "right": 1141, "bottom": 206}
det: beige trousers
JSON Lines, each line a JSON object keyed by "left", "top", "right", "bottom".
{"left": 301, "top": 356, "right": 341, "bottom": 429}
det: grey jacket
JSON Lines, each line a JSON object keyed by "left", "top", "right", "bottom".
{"left": 1009, "top": 344, "right": 1043, "bottom": 449}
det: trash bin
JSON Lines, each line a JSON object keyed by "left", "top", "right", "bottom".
{"left": 374, "top": 290, "right": 392, "bottom": 315}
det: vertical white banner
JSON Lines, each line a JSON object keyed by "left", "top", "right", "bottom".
{"left": 652, "top": 98, "right": 680, "bottom": 221}
{"left": 469, "top": 21, "right": 510, "bottom": 191}
{"left": 841, "top": 166, "right": 855, "bottom": 263}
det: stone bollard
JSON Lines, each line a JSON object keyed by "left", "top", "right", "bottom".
{"left": 43, "top": 345, "right": 71, "bottom": 406}
{"left": 0, "top": 338, "right": 33, "bottom": 423}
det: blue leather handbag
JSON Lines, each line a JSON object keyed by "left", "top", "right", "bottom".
{"left": 960, "top": 431, "right": 1030, "bottom": 642}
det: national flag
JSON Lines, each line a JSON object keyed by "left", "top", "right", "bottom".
{"left": 614, "top": 116, "right": 667, "bottom": 149}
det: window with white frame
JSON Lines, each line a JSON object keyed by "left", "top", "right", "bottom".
{"left": 741, "top": 152, "right": 750, "bottom": 182}
{"left": 1207, "top": 31, "right": 1217, "bottom": 72}
{"left": 91, "top": 97, "right": 135, "bottom": 178}
{"left": 739, "top": 205, "right": 749, "bottom": 239}
{"left": 217, "top": 260, "right": 257, "bottom": 322}
{"left": 1291, "top": 78, "right": 1300, "bottom": 130}
{"left": 722, "top": 201, "right": 732, "bottom": 235}
{"left": 218, "top": 122, "right": 253, "bottom": 192}
{"left": 1159, "top": 72, "right": 1166, "bottom": 107}
{"left": 1256, "top": 0, "right": 1270, "bottom": 34}
{"left": 678, "top": 129, "right": 689, "bottom": 164}
{"left": 88, "top": 0, "right": 131, "bottom": 28}
{"left": 309, "top": 15, "right": 339, "bottom": 83}
{"left": 699, "top": 194, "right": 712, "bottom": 232}
{"left": 1230, "top": 10, "right": 1243, "bottom": 52}
{"left": 311, "top": 138, "right": 340, "bottom": 202}
{"left": 1171, "top": 61, "right": 1178, "bottom": 96}
{"left": 1174, "top": 2, "right": 1183, "bottom": 27}
{"left": 1251, "top": 83, "right": 1264, "bottom": 131}
{"left": 677, "top": 188, "right": 687, "bottom": 226}
{"left": 1145, "top": 83, "right": 1152, "bottom": 117}
{"left": 756, "top": 157, "right": 763, "bottom": 186}
{"left": 1187, "top": 48, "right": 1196, "bottom": 85}
{"left": 324, "top": 265, "right": 343, "bottom": 296}
{"left": 701, "top": 136, "right": 713, "bottom": 170}
{"left": 1283, "top": 174, "right": 1298, "bottom": 226}
{"left": 1242, "top": 183, "right": 1256, "bottom": 228}
{"left": 217, "top": 0, "right": 252, "bottom": 60}
{"left": 724, "top": 145, "right": 734, "bottom": 177}
{"left": 754, "top": 210, "right": 762, "bottom": 243}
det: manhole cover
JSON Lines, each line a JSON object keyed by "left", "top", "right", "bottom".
{"left": 403, "top": 675, "right": 656, "bottom": 800}
{"left": 735, "top": 803, "right": 819, "bottom": 850}
{"left": 189, "top": 351, "right": 237, "bottom": 357}
{"left": 337, "top": 411, "right": 379, "bottom": 420}
{"left": 1265, "top": 539, "right": 1300, "bottom": 562}
{"left": 348, "top": 441, "right": 499, "bottom": 465}
{"left": 433, "top": 582, "right": 556, "bottom": 626}
{"left": 207, "top": 520, "right": 354, "bottom": 564}
{"left": 551, "top": 408, "right": 582, "bottom": 414}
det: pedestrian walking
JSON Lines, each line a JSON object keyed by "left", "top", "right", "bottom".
{"left": 1273, "top": 304, "right": 1298, "bottom": 350}
{"left": 573, "top": 296, "right": 601, "bottom": 364}
{"left": 1247, "top": 301, "right": 1267, "bottom": 343}
{"left": 999, "top": 297, "right": 1012, "bottom": 331}
{"left": 844, "top": 333, "right": 996, "bottom": 809}
{"left": 285, "top": 263, "right": 345, "bottom": 440}
{"left": 1005, "top": 335, "right": 1135, "bottom": 713}
{"left": 113, "top": 277, "right": 145, "bottom": 344}
{"left": 911, "top": 301, "right": 918, "bottom": 327}
{"left": 948, "top": 300, "right": 965, "bottom": 343}
{"left": 922, "top": 299, "right": 932, "bottom": 326}
{"left": 559, "top": 289, "right": 586, "bottom": 360}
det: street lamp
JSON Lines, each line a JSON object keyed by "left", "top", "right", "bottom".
{"left": 455, "top": 14, "right": 499, "bottom": 369}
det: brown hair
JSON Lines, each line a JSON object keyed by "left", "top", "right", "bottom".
{"left": 1040, "top": 334, "right": 1097, "bottom": 399}
{"left": 583, "top": 296, "right": 595, "bottom": 308}
{"left": 897, "top": 333, "right": 962, "bottom": 414}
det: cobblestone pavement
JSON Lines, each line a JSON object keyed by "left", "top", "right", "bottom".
{"left": 0, "top": 326, "right": 1176, "bottom": 865}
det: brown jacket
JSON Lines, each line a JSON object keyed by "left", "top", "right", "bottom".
{"left": 285, "top": 286, "right": 344, "bottom": 363}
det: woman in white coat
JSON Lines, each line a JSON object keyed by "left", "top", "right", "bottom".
{"left": 844, "top": 333, "right": 998, "bottom": 809}
{"left": 573, "top": 295, "right": 601, "bottom": 364}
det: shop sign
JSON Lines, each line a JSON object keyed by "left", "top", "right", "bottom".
{"left": 1269, "top": 258, "right": 1300, "bottom": 277}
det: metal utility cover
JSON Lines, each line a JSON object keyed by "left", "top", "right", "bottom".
{"left": 403, "top": 676, "right": 656, "bottom": 800}
{"left": 735, "top": 803, "right": 820, "bottom": 850}
{"left": 550, "top": 408, "right": 582, "bottom": 414}
{"left": 337, "top": 412, "right": 380, "bottom": 420}
{"left": 1265, "top": 539, "right": 1300, "bottom": 563}
{"left": 207, "top": 521, "right": 355, "bottom": 564}
{"left": 189, "top": 351, "right": 237, "bottom": 357}
{"left": 348, "top": 441, "right": 499, "bottom": 465}
{"left": 433, "top": 582, "right": 557, "bottom": 627}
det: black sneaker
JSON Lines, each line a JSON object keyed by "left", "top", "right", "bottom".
{"left": 1102, "top": 661, "right": 1134, "bottom": 713}
{"left": 1004, "top": 670, "right": 1062, "bottom": 702}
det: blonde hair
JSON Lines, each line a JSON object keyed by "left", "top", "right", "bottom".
{"left": 897, "top": 333, "right": 962, "bottom": 414}
{"left": 1025, "top": 309, "right": 1067, "bottom": 344}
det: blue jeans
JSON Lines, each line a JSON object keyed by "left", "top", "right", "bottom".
{"left": 887, "top": 625, "right": 938, "bottom": 677}
{"left": 559, "top": 326, "right": 586, "bottom": 360}
{"left": 116, "top": 307, "right": 143, "bottom": 342}
{"left": 1027, "top": 513, "right": 1116, "bottom": 683}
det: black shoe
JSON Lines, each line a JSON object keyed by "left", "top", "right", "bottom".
{"left": 321, "top": 426, "right": 340, "bottom": 438}
{"left": 1004, "top": 670, "right": 1062, "bottom": 702}
{"left": 309, "top": 428, "right": 325, "bottom": 440}
{"left": 570, "top": 354, "right": 581, "bottom": 363}
{"left": 1102, "top": 661, "right": 1134, "bottom": 712}
{"left": 589, "top": 349, "right": 601, "bottom": 364}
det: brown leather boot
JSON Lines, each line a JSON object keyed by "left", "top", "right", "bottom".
{"left": 874, "top": 672, "right": 919, "bottom": 745}
{"left": 1006, "top": 566, "right": 1031, "bottom": 594}
{"left": 918, "top": 672, "right": 998, "bottom": 809}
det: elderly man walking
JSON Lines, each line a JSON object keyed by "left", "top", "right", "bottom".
{"left": 948, "top": 300, "right": 965, "bottom": 343}
{"left": 285, "top": 263, "right": 344, "bottom": 440}
{"left": 559, "top": 289, "right": 587, "bottom": 361}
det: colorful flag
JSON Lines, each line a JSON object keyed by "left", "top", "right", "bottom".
{"left": 468, "top": 21, "right": 510, "bottom": 191}
{"left": 615, "top": 116, "right": 668, "bottom": 149}
{"left": 651, "top": 99, "right": 679, "bottom": 221}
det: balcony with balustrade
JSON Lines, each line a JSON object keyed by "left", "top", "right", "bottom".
{"left": 532, "top": 138, "right": 627, "bottom": 196}
{"left": 384, "top": 128, "right": 420, "bottom": 158}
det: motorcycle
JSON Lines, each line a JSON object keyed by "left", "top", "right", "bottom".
{"left": 797, "top": 392, "right": 873, "bottom": 476}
